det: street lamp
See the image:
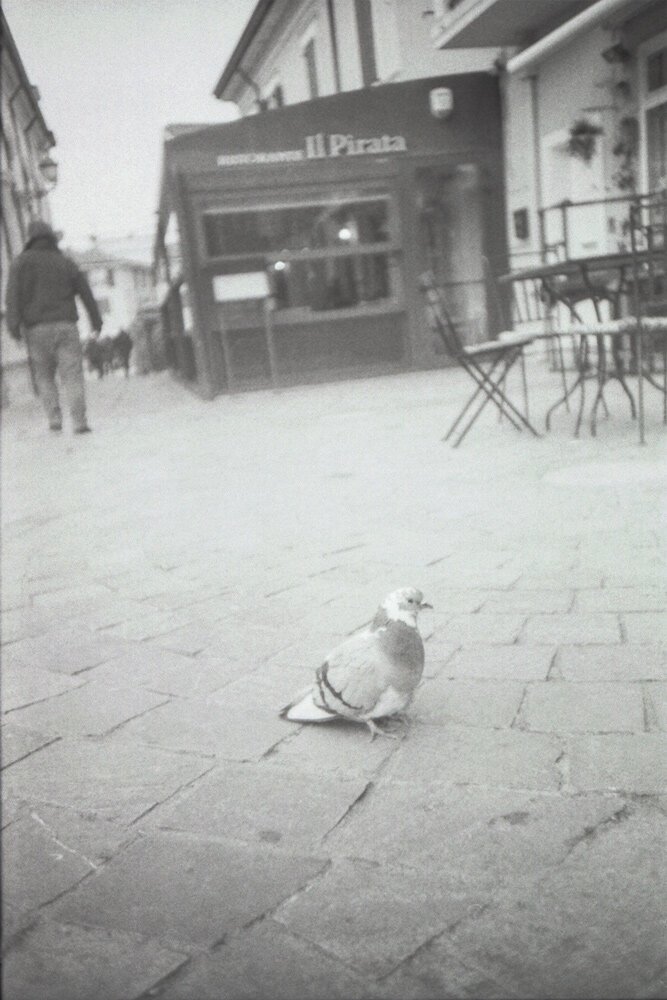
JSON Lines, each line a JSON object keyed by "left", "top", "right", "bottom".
{"left": 37, "top": 154, "right": 58, "bottom": 191}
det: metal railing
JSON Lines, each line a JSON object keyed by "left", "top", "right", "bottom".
{"left": 536, "top": 192, "right": 656, "bottom": 263}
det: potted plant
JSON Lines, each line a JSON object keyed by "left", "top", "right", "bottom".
{"left": 567, "top": 118, "right": 604, "bottom": 163}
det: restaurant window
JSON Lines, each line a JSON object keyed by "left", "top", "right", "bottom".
{"left": 202, "top": 196, "right": 396, "bottom": 314}
{"left": 639, "top": 31, "right": 667, "bottom": 191}
{"left": 303, "top": 38, "right": 319, "bottom": 99}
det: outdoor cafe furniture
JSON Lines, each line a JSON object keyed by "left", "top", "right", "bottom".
{"left": 419, "top": 271, "right": 538, "bottom": 447}
{"left": 497, "top": 199, "right": 667, "bottom": 445}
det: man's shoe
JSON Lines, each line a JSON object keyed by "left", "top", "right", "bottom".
{"left": 74, "top": 425, "right": 92, "bottom": 434}
{"left": 49, "top": 424, "right": 62, "bottom": 432}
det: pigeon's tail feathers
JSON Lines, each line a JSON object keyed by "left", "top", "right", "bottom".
{"left": 280, "top": 688, "right": 337, "bottom": 723}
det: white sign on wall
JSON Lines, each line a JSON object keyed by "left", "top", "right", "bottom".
{"left": 212, "top": 272, "right": 270, "bottom": 302}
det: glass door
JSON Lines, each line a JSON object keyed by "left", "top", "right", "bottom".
{"left": 415, "top": 163, "right": 486, "bottom": 348}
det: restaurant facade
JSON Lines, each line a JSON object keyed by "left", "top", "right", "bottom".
{"left": 155, "top": 73, "right": 508, "bottom": 397}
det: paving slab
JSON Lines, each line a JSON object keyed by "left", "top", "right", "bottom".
{"left": 1, "top": 920, "right": 187, "bottom": 1000}
{"left": 98, "top": 608, "right": 195, "bottom": 642}
{"left": 8, "top": 682, "right": 169, "bottom": 738}
{"left": 381, "top": 724, "right": 562, "bottom": 790}
{"left": 3, "top": 628, "right": 128, "bottom": 676}
{"left": 574, "top": 588, "right": 667, "bottom": 613}
{"left": 274, "top": 857, "right": 481, "bottom": 979}
{"left": 433, "top": 614, "right": 525, "bottom": 646}
{"left": 447, "top": 805, "right": 667, "bottom": 999}
{"left": 479, "top": 589, "right": 573, "bottom": 614}
{"left": 556, "top": 644, "right": 667, "bottom": 681}
{"left": 644, "top": 682, "right": 667, "bottom": 731}
{"left": 264, "top": 719, "right": 397, "bottom": 779}
{"left": 154, "top": 918, "right": 371, "bottom": 1000}
{"left": 520, "top": 613, "right": 622, "bottom": 645}
{"left": 50, "top": 833, "right": 327, "bottom": 948}
{"left": 2, "top": 805, "right": 139, "bottom": 948}
{"left": 519, "top": 681, "right": 645, "bottom": 733}
{"left": 621, "top": 612, "right": 667, "bottom": 644}
{"left": 444, "top": 645, "right": 554, "bottom": 681}
{"left": 1, "top": 724, "right": 56, "bottom": 769}
{"left": 325, "top": 783, "right": 627, "bottom": 886}
{"left": 82, "top": 646, "right": 245, "bottom": 698}
{"left": 375, "top": 932, "right": 516, "bottom": 1000}
{"left": 566, "top": 733, "right": 667, "bottom": 793}
{"left": 0, "top": 607, "right": 67, "bottom": 646}
{"left": 413, "top": 678, "right": 525, "bottom": 728}
{"left": 2, "top": 738, "right": 212, "bottom": 824}
{"left": 115, "top": 689, "right": 291, "bottom": 761}
{"left": 1, "top": 664, "right": 86, "bottom": 713}
{"left": 142, "top": 761, "right": 369, "bottom": 851}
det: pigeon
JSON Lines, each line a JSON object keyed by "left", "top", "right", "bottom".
{"left": 279, "top": 587, "right": 432, "bottom": 740}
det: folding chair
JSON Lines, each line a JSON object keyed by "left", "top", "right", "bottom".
{"left": 419, "top": 271, "right": 539, "bottom": 447}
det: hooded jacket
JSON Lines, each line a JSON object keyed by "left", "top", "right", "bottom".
{"left": 5, "top": 221, "right": 102, "bottom": 337}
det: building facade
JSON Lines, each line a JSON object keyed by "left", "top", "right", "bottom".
{"left": 430, "top": 0, "right": 667, "bottom": 267}
{"left": 1, "top": 11, "right": 58, "bottom": 383}
{"left": 213, "top": 0, "right": 500, "bottom": 113}
{"left": 156, "top": 73, "right": 508, "bottom": 397}
{"left": 155, "top": 0, "right": 517, "bottom": 397}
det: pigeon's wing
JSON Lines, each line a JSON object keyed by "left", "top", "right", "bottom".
{"left": 315, "top": 629, "right": 392, "bottom": 720}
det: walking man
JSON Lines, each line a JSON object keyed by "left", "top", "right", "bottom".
{"left": 5, "top": 220, "right": 102, "bottom": 433}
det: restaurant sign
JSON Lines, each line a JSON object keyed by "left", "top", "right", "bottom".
{"left": 217, "top": 132, "right": 407, "bottom": 167}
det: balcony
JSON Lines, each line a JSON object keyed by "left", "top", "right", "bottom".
{"left": 430, "top": 0, "right": 596, "bottom": 50}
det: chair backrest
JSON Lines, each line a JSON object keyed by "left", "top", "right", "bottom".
{"left": 418, "top": 271, "right": 467, "bottom": 359}
{"left": 630, "top": 190, "right": 667, "bottom": 317}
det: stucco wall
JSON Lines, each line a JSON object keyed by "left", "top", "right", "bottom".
{"left": 232, "top": 0, "right": 498, "bottom": 114}
{"left": 503, "top": 21, "right": 645, "bottom": 265}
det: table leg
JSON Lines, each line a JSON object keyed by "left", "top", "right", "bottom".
{"left": 590, "top": 335, "right": 608, "bottom": 436}
{"left": 611, "top": 337, "right": 637, "bottom": 419}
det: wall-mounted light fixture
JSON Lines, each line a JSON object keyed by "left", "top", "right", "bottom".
{"left": 38, "top": 154, "right": 59, "bottom": 189}
{"left": 430, "top": 87, "right": 453, "bottom": 119}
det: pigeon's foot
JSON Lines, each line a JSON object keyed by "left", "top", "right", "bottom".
{"left": 365, "top": 719, "right": 405, "bottom": 742}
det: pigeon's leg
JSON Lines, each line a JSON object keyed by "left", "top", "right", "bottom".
{"left": 387, "top": 711, "right": 410, "bottom": 725}
{"left": 365, "top": 719, "right": 404, "bottom": 742}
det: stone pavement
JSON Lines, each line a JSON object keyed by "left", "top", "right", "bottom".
{"left": 1, "top": 356, "right": 666, "bottom": 1000}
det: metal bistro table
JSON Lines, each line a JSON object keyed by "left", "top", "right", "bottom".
{"left": 498, "top": 250, "right": 655, "bottom": 438}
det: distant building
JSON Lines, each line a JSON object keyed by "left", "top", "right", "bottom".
{"left": 1, "top": 10, "right": 58, "bottom": 391}
{"left": 73, "top": 242, "right": 157, "bottom": 340}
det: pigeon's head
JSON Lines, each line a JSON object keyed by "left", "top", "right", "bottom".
{"left": 381, "top": 587, "right": 432, "bottom": 627}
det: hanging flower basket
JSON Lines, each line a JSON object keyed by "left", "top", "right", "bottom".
{"left": 567, "top": 118, "right": 604, "bottom": 163}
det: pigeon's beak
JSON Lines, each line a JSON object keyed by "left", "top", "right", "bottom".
{"left": 420, "top": 601, "right": 433, "bottom": 610}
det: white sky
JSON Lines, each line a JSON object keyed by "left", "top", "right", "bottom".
{"left": 4, "top": 0, "right": 255, "bottom": 251}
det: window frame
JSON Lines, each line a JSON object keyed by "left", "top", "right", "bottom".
{"left": 638, "top": 29, "right": 667, "bottom": 192}
{"left": 198, "top": 191, "right": 403, "bottom": 321}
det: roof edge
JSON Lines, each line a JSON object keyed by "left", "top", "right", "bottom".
{"left": 1, "top": 10, "right": 56, "bottom": 147}
{"left": 213, "top": 0, "right": 275, "bottom": 100}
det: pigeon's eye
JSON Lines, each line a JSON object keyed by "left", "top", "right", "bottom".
{"left": 408, "top": 598, "right": 415, "bottom": 604}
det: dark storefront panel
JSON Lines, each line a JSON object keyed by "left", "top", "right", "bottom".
{"left": 213, "top": 311, "right": 405, "bottom": 390}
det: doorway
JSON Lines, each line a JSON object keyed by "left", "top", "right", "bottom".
{"left": 415, "top": 164, "right": 486, "bottom": 351}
